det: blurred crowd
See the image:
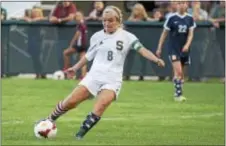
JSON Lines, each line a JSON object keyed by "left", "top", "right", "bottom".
{"left": 1, "top": 1, "right": 225, "bottom": 23}
{"left": 0, "top": 1, "right": 225, "bottom": 81}
{"left": 1, "top": 1, "right": 225, "bottom": 24}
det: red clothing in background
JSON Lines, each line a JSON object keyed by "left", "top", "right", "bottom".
{"left": 52, "top": 3, "right": 77, "bottom": 18}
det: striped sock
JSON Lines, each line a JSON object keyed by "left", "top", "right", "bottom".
{"left": 173, "top": 78, "right": 182, "bottom": 97}
{"left": 48, "top": 101, "right": 68, "bottom": 121}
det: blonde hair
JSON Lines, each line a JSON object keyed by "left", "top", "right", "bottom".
{"left": 103, "top": 5, "right": 123, "bottom": 27}
{"left": 129, "top": 3, "right": 149, "bottom": 21}
{"left": 32, "top": 8, "right": 44, "bottom": 18}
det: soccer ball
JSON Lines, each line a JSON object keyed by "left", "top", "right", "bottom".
{"left": 34, "top": 119, "right": 57, "bottom": 139}
{"left": 52, "top": 70, "right": 65, "bottom": 80}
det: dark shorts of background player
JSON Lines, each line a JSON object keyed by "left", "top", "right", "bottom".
{"left": 169, "top": 52, "right": 191, "bottom": 66}
{"left": 72, "top": 44, "right": 87, "bottom": 53}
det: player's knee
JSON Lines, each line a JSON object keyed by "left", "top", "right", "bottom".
{"left": 64, "top": 96, "right": 79, "bottom": 109}
{"left": 64, "top": 99, "right": 75, "bottom": 109}
{"left": 175, "top": 70, "right": 183, "bottom": 79}
{"left": 63, "top": 49, "right": 70, "bottom": 56}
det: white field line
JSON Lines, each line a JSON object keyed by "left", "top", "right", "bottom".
{"left": 2, "top": 112, "right": 224, "bottom": 125}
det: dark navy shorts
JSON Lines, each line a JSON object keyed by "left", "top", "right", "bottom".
{"left": 72, "top": 44, "right": 87, "bottom": 53}
{"left": 169, "top": 52, "right": 191, "bottom": 65}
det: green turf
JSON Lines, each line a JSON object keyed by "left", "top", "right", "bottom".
{"left": 2, "top": 79, "right": 225, "bottom": 145}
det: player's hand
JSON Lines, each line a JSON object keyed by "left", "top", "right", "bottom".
{"left": 64, "top": 67, "right": 76, "bottom": 79}
{"left": 57, "top": 19, "right": 62, "bottom": 23}
{"left": 156, "top": 49, "right": 162, "bottom": 58}
{"left": 182, "top": 46, "right": 189, "bottom": 52}
{"left": 49, "top": 17, "right": 59, "bottom": 23}
{"left": 156, "top": 58, "right": 165, "bottom": 67}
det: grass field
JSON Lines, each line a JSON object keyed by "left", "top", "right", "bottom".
{"left": 2, "top": 79, "right": 225, "bottom": 145}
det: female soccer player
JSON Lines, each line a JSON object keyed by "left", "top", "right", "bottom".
{"left": 63, "top": 11, "right": 88, "bottom": 79}
{"left": 40, "top": 5, "right": 165, "bottom": 139}
{"left": 156, "top": 1, "right": 196, "bottom": 102}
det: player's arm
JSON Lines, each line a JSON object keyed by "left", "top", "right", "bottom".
{"left": 66, "top": 35, "right": 97, "bottom": 73}
{"left": 58, "top": 13, "right": 75, "bottom": 23}
{"left": 210, "top": 18, "right": 225, "bottom": 23}
{"left": 69, "top": 55, "right": 88, "bottom": 72}
{"left": 67, "top": 45, "right": 96, "bottom": 73}
{"left": 66, "top": 42, "right": 97, "bottom": 73}
{"left": 49, "top": 6, "right": 60, "bottom": 23}
{"left": 156, "top": 29, "right": 169, "bottom": 57}
{"left": 69, "top": 31, "right": 80, "bottom": 48}
{"left": 183, "top": 20, "right": 196, "bottom": 52}
{"left": 183, "top": 28, "right": 194, "bottom": 50}
{"left": 138, "top": 47, "right": 165, "bottom": 67}
{"left": 131, "top": 40, "right": 165, "bottom": 67}
{"left": 59, "top": 5, "right": 76, "bottom": 23}
{"left": 156, "top": 16, "right": 171, "bottom": 57}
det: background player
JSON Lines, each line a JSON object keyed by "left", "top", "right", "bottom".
{"left": 156, "top": 1, "right": 196, "bottom": 102}
{"left": 63, "top": 11, "right": 88, "bottom": 79}
{"left": 40, "top": 5, "right": 165, "bottom": 139}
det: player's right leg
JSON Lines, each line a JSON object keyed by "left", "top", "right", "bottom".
{"left": 171, "top": 58, "right": 186, "bottom": 102}
{"left": 47, "top": 85, "right": 90, "bottom": 122}
{"left": 63, "top": 47, "right": 76, "bottom": 70}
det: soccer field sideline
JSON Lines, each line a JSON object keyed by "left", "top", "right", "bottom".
{"left": 16, "top": 73, "right": 160, "bottom": 80}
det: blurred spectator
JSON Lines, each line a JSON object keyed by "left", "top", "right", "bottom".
{"left": 27, "top": 7, "right": 47, "bottom": 22}
{"left": 187, "top": 1, "right": 209, "bottom": 82}
{"left": 50, "top": 1, "right": 76, "bottom": 23}
{"left": 85, "top": 1, "right": 105, "bottom": 21}
{"left": 210, "top": 1, "right": 225, "bottom": 27}
{"left": 187, "top": 0, "right": 208, "bottom": 21}
{"left": 152, "top": 8, "right": 164, "bottom": 21}
{"left": 1, "top": 7, "right": 7, "bottom": 20}
{"left": 25, "top": 8, "right": 47, "bottom": 79}
{"left": 127, "top": 3, "right": 155, "bottom": 81}
{"left": 23, "top": 9, "right": 32, "bottom": 20}
{"left": 50, "top": 1, "right": 77, "bottom": 70}
{"left": 128, "top": 3, "right": 155, "bottom": 21}
{"left": 63, "top": 11, "right": 88, "bottom": 79}
{"left": 200, "top": 1, "right": 214, "bottom": 14}
{"left": 209, "top": 1, "right": 225, "bottom": 82}
{"left": 165, "top": 1, "right": 178, "bottom": 19}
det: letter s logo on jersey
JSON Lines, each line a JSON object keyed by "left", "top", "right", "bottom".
{"left": 116, "top": 41, "right": 123, "bottom": 51}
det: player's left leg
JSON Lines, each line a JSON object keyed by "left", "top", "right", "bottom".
{"left": 172, "top": 56, "right": 191, "bottom": 101}
{"left": 172, "top": 61, "right": 183, "bottom": 94}
{"left": 181, "top": 56, "right": 191, "bottom": 83}
{"left": 75, "top": 89, "right": 116, "bottom": 139}
{"left": 181, "top": 65, "right": 186, "bottom": 83}
{"left": 63, "top": 47, "right": 76, "bottom": 70}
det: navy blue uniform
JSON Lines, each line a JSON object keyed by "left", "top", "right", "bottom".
{"left": 164, "top": 13, "right": 196, "bottom": 65}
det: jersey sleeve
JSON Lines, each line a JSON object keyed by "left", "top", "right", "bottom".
{"left": 163, "top": 16, "right": 172, "bottom": 30}
{"left": 189, "top": 17, "right": 196, "bottom": 30}
{"left": 128, "top": 33, "right": 144, "bottom": 51}
{"left": 85, "top": 35, "right": 98, "bottom": 61}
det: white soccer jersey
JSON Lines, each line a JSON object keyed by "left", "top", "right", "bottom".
{"left": 85, "top": 28, "right": 143, "bottom": 82}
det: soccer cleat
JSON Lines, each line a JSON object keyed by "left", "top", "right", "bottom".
{"left": 75, "top": 128, "right": 87, "bottom": 140}
{"left": 174, "top": 96, "right": 186, "bottom": 102}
